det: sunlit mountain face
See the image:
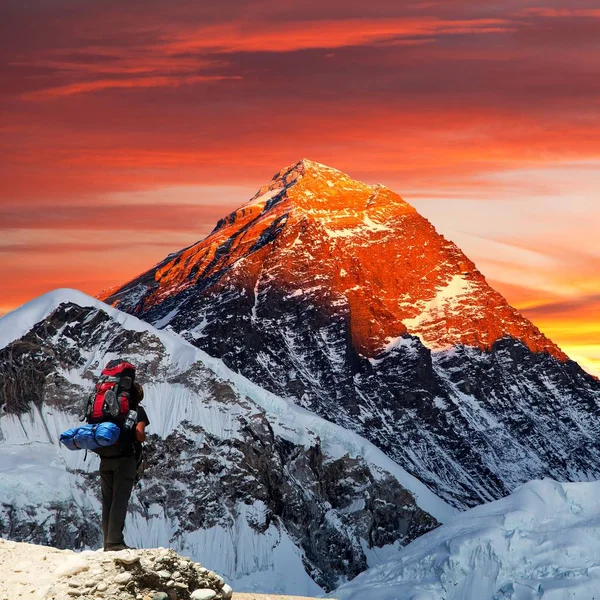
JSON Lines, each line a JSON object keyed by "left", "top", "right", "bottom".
{"left": 102, "top": 160, "right": 600, "bottom": 510}
{"left": 102, "top": 159, "right": 565, "bottom": 360}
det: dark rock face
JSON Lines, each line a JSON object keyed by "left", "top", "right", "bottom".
{"left": 144, "top": 422, "right": 434, "bottom": 591}
{"left": 0, "top": 303, "right": 177, "bottom": 417}
{"left": 129, "top": 279, "right": 600, "bottom": 509}
{"left": 0, "top": 304, "right": 109, "bottom": 415}
{"left": 0, "top": 300, "right": 437, "bottom": 592}
{"left": 99, "top": 160, "right": 600, "bottom": 510}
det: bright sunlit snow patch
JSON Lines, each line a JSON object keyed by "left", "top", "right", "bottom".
{"left": 362, "top": 214, "right": 392, "bottom": 232}
{"left": 246, "top": 187, "right": 285, "bottom": 207}
{"left": 402, "top": 274, "right": 480, "bottom": 349}
{"left": 322, "top": 214, "right": 392, "bottom": 239}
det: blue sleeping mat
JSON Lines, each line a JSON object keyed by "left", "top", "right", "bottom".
{"left": 60, "top": 422, "right": 120, "bottom": 451}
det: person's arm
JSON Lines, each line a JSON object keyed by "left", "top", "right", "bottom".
{"left": 135, "top": 421, "right": 146, "bottom": 442}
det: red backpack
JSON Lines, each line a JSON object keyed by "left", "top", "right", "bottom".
{"left": 86, "top": 360, "right": 136, "bottom": 424}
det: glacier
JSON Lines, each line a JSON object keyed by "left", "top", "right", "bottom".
{"left": 333, "top": 477, "right": 600, "bottom": 600}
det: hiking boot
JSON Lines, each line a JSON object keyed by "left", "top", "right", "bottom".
{"left": 104, "top": 543, "right": 135, "bottom": 551}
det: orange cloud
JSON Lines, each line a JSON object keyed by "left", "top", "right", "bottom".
{"left": 164, "top": 17, "right": 513, "bottom": 54}
{"left": 13, "top": 16, "right": 513, "bottom": 100}
{"left": 22, "top": 74, "right": 241, "bottom": 100}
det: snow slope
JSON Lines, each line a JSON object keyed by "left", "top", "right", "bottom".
{"left": 333, "top": 478, "right": 600, "bottom": 600}
{"left": 0, "top": 289, "right": 453, "bottom": 595}
{"left": 0, "top": 288, "right": 452, "bottom": 524}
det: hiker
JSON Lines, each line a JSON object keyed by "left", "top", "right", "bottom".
{"left": 99, "top": 376, "right": 149, "bottom": 551}
{"left": 59, "top": 359, "right": 150, "bottom": 550}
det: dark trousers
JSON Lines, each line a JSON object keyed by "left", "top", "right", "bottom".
{"left": 99, "top": 455, "right": 137, "bottom": 549}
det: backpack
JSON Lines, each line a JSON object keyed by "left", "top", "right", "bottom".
{"left": 83, "top": 359, "right": 138, "bottom": 457}
{"left": 86, "top": 359, "right": 136, "bottom": 424}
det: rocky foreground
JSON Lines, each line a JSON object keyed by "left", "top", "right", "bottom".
{"left": 0, "top": 539, "right": 233, "bottom": 600}
{"left": 0, "top": 539, "right": 328, "bottom": 600}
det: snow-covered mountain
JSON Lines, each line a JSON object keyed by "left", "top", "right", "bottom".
{"left": 0, "top": 289, "right": 453, "bottom": 595}
{"left": 101, "top": 159, "right": 600, "bottom": 509}
{"left": 332, "top": 477, "right": 600, "bottom": 600}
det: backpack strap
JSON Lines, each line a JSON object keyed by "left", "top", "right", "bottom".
{"left": 80, "top": 391, "right": 95, "bottom": 423}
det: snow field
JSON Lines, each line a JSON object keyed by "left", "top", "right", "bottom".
{"left": 0, "top": 289, "right": 454, "bottom": 524}
{"left": 333, "top": 478, "right": 600, "bottom": 600}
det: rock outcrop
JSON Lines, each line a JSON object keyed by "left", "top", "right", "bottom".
{"left": 0, "top": 539, "right": 232, "bottom": 600}
{"left": 50, "top": 548, "right": 233, "bottom": 600}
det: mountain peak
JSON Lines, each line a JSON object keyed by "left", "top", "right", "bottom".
{"left": 277, "top": 157, "right": 350, "bottom": 180}
{"left": 248, "top": 158, "right": 413, "bottom": 218}
{"left": 100, "top": 161, "right": 566, "bottom": 361}
{"left": 296, "top": 157, "right": 340, "bottom": 172}
{"left": 95, "top": 161, "right": 600, "bottom": 515}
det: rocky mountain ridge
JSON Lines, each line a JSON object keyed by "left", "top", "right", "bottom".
{"left": 0, "top": 289, "right": 450, "bottom": 594}
{"left": 100, "top": 160, "right": 600, "bottom": 509}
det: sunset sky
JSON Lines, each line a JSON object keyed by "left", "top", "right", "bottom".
{"left": 1, "top": 0, "right": 599, "bottom": 375}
